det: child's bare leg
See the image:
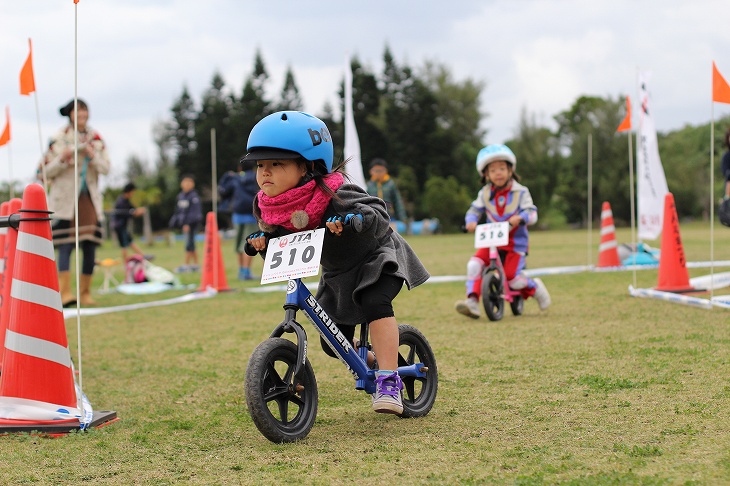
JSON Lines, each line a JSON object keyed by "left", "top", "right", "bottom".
{"left": 131, "top": 242, "right": 144, "bottom": 256}
{"left": 368, "top": 316, "right": 399, "bottom": 371}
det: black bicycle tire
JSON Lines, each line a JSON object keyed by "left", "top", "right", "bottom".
{"left": 397, "top": 324, "right": 438, "bottom": 418}
{"left": 510, "top": 294, "right": 524, "bottom": 316}
{"left": 482, "top": 270, "right": 504, "bottom": 321}
{"left": 244, "top": 338, "right": 318, "bottom": 443}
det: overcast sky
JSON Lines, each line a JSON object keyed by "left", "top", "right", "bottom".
{"left": 1, "top": 0, "right": 729, "bottom": 188}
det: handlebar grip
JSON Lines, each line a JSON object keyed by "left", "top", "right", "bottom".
{"left": 243, "top": 241, "right": 259, "bottom": 257}
{"left": 244, "top": 231, "right": 271, "bottom": 256}
{"left": 344, "top": 213, "right": 363, "bottom": 233}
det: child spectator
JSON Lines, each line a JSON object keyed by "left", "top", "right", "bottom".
{"left": 112, "top": 182, "right": 147, "bottom": 262}
{"left": 366, "top": 158, "right": 408, "bottom": 228}
{"left": 169, "top": 174, "right": 203, "bottom": 273}
{"left": 455, "top": 144, "right": 550, "bottom": 318}
{"left": 218, "top": 160, "right": 260, "bottom": 280}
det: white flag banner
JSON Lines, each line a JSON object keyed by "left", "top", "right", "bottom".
{"left": 636, "top": 71, "right": 668, "bottom": 240}
{"left": 343, "top": 56, "right": 366, "bottom": 190}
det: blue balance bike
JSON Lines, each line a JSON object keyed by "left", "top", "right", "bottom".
{"left": 243, "top": 218, "right": 438, "bottom": 443}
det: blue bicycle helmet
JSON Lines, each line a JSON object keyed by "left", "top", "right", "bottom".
{"left": 475, "top": 144, "right": 516, "bottom": 175}
{"left": 242, "top": 111, "right": 334, "bottom": 173}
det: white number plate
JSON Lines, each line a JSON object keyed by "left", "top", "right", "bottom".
{"left": 261, "top": 228, "right": 325, "bottom": 284}
{"left": 474, "top": 222, "right": 509, "bottom": 248}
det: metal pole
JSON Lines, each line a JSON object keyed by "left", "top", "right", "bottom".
{"left": 587, "top": 133, "right": 593, "bottom": 267}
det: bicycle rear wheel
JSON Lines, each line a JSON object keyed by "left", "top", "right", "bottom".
{"left": 510, "top": 295, "right": 524, "bottom": 316}
{"left": 398, "top": 324, "right": 438, "bottom": 418}
{"left": 481, "top": 270, "right": 504, "bottom": 321}
{"left": 244, "top": 338, "right": 318, "bottom": 443}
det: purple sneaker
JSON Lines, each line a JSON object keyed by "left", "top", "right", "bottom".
{"left": 372, "top": 371, "right": 403, "bottom": 414}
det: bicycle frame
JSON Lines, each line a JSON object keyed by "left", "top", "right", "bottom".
{"left": 268, "top": 278, "right": 428, "bottom": 394}
{"left": 486, "top": 246, "right": 520, "bottom": 302}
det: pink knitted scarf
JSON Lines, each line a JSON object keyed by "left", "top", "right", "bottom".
{"left": 257, "top": 172, "right": 345, "bottom": 232}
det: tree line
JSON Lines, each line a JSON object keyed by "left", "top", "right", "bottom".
{"left": 106, "top": 47, "right": 730, "bottom": 234}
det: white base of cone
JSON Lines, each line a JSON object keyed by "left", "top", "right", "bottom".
{"left": 0, "top": 396, "right": 82, "bottom": 421}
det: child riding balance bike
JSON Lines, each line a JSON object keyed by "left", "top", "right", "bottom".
{"left": 455, "top": 144, "right": 551, "bottom": 319}
{"left": 242, "top": 111, "right": 437, "bottom": 442}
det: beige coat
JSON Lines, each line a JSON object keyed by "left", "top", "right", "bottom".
{"left": 43, "top": 125, "right": 110, "bottom": 221}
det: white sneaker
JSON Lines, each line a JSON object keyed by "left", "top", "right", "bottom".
{"left": 455, "top": 297, "right": 480, "bottom": 319}
{"left": 372, "top": 371, "right": 403, "bottom": 414}
{"left": 533, "top": 278, "right": 551, "bottom": 310}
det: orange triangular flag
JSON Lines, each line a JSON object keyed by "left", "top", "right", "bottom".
{"left": 19, "top": 39, "right": 36, "bottom": 96}
{"left": 617, "top": 95, "right": 632, "bottom": 132}
{"left": 712, "top": 61, "right": 730, "bottom": 104}
{"left": 0, "top": 107, "right": 10, "bottom": 147}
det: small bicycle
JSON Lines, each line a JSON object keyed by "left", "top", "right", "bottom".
{"left": 474, "top": 222, "right": 524, "bottom": 321}
{"left": 243, "top": 219, "right": 438, "bottom": 443}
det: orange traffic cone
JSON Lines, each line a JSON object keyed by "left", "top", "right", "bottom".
{"left": 655, "top": 193, "right": 693, "bottom": 293}
{"left": 0, "top": 184, "right": 117, "bottom": 434}
{"left": 0, "top": 198, "right": 22, "bottom": 369}
{"left": 198, "top": 211, "right": 230, "bottom": 292}
{"left": 597, "top": 201, "right": 622, "bottom": 267}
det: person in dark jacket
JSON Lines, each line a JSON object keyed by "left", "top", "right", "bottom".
{"left": 722, "top": 127, "right": 730, "bottom": 201}
{"left": 244, "top": 111, "right": 429, "bottom": 416}
{"left": 218, "top": 159, "right": 260, "bottom": 280}
{"left": 169, "top": 174, "right": 203, "bottom": 273}
{"left": 112, "top": 182, "right": 147, "bottom": 261}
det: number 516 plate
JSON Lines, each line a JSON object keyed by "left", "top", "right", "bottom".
{"left": 474, "top": 222, "right": 509, "bottom": 249}
{"left": 261, "top": 228, "right": 325, "bottom": 284}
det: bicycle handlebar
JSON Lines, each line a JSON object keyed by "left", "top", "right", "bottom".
{"left": 461, "top": 219, "right": 525, "bottom": 233}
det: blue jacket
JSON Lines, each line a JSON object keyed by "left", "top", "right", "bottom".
{"left": 169, "top": 189, "right": 202, "bottom": 228}
{"left": 218, "top": 170, "right": 258, "bottom": 215}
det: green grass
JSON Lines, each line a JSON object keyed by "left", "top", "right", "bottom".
{"left": 0, "top": 223, "right": 729, "bottom": 484}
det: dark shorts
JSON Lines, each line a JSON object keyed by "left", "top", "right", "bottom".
{"left": 115, "top": 227, "right": 133, "bottom": 248}
{"left": 185, "top": 223, "right": 199, "bottom": 252}
{"left": 235, "top": 222, "right": 259, "bottom": 254}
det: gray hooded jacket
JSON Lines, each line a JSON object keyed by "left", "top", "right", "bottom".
{"left": 254, "top": 183, "right": 430, "bottom": 325}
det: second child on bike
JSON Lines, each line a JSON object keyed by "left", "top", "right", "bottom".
{"left": 455, "top": 144, "right": 551, "bottom": 319}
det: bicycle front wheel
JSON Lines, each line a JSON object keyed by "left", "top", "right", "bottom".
{"left": 481, "top": 270, "right": 504, "bottom": 321}
{"left": 244, "top": 338, "right": 318, "bottom": 443}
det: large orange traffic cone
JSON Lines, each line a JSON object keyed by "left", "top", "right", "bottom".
{"left": 0, "top": 198, "right": 22, "bottom": 369}
{"left": 198, "top": 211, "right": 230, "bottom": 292}
{"left": 655, "top": 193, "right": 693, "bottom": 293}
{"left": 0, "top": 184, "right": 117, "bottom": 434}
{"left": 597, "top": 201, "right": 622, "bottom": 267}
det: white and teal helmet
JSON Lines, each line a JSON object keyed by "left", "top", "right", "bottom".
{"left": 475, "top": 144, "right": 516, "bottom": 175}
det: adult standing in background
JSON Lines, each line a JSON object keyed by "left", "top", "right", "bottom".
{"left": 722, "top": 127, "right": 730, "bottom": 201}
{"left": 41, "top": 99, "right": 110, "bottom": 307}
{"left": 366, "top": 158, "right": 408, "bottom": 229}
{"left": 218, "top": 159, "right": 260, "bottom": 280}
{"left": 719, "top": 127, "right": 730, "bottom": 227}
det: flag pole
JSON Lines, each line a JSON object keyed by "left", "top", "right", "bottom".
{"left": 34, "top": 91, "right": 47, "bottom": 191}
{"left": 628, "top": 127, "right": 637, "bottom": 289}
{"left": 73, "top": 0, "right": 83, "bottom": 390}
{"left": 7, "top": 139, "right": 13, "bottom": 199}
{"left": 587, "top": 133, "right": 593, "bottom": 267}
{"left": 710, "top": 101, "right": 715, "bottom": 301}
{"left": 210, "top": 127, "right": 218, "bottom": 290}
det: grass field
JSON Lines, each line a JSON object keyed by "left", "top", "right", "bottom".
{"left": 0, "top": 223, "right": 729, "bottom": 484}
